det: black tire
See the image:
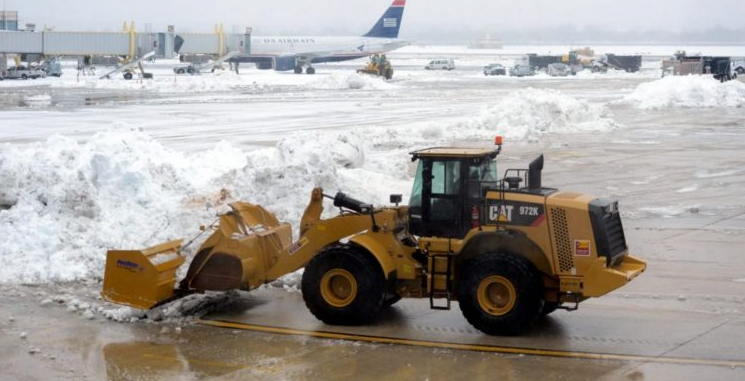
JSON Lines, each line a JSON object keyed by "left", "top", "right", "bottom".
{"left": 540, "top": 301, "right": 558, "bottom": 317}
{"left": 457, "top": 252, "right": 543, "bottom": 335}
{"left": 737, "top": 67, "right": 744, "bottom": 75}
{"left": 382, "top": 293, "right": 402, "bottom": 308}
{"left": 302, "top": 244, "right": 385, "bottom": 325}
{"left": 123, "top": 72, "right": 133, "bottom": 80}
{"left": 21, "top": 74, "right": 28, "bottom": 80}
{"left": 177, "top": 68, "right": 185, "bottom": 74}
{"left": 294, "top": 66, "right": 303, "bottom": 74}
{"left": 306, "top": 67, "right": 315, "bottom": 75}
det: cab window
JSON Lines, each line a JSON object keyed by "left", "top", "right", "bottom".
{"left": 432, "top": 160, "right": 460, "bottom": 195}
{"left": 409, "top": 160, "right": 424, "bottom": 207}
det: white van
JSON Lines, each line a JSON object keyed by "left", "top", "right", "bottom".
{"left": 425, "top": 59, "right": 455, "bottom": 71}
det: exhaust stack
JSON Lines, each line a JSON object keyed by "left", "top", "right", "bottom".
{"left": 528, "top": 154, "right": 544, "bottom": 190}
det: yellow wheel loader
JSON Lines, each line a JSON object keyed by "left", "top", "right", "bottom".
{"left": 102, "top": 138, "right": 645, "bottom": 335}
{"left": 357, "top": 59, "right": 394, "bottom": 80}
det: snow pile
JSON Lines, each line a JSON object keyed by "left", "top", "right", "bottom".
{"left": 0, "top": 92, "right": 616, "bottom": 285}
{"left": 0, "top": 128, "right": 404, "bottom": 284}
{"left": 353, "top": 88, "right": 616, "bottom": 148}
{"left": 48, "top": 72, "right": 397, "bottom": 93}
{"left": 51, "top": 74, "right": 261, "bottom": 94}
{"left": 449, "top": 88, "right": 616, "bottom": 141}
{"left": 619, "top": 76, "right": 745, "bottom": 109}
{"left": 305, "top": 72, "right": 398, "bottom": 90}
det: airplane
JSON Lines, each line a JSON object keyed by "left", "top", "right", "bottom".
{"left": 232, "top": 0, "right": 409, "bottom": 74}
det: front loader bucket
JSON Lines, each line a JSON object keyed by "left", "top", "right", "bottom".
{"left": 101, "top": 239, "right": 185, "bottom": 309}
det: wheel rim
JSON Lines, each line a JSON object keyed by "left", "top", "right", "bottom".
{"left": 476, "top": 275, "right": 516, "bottom": 316}
{"left": 320, "top": 269, "right": 357, "bottom": 308}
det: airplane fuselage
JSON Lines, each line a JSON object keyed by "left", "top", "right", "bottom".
{"left": 249, "top": 36, "right": 408, "bottom": 63}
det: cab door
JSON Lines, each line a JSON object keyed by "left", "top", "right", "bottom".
{"left": 409, "top": 158, "right": 464, "bottom": 238}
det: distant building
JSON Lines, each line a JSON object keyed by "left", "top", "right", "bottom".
{"left": 0, "top": 11, "right": 19, "bottom": 31}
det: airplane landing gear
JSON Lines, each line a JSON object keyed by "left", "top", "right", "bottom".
{"left": 294, "top": 65, "right": 303, "bottom": 74}
{"left": 306, "top": 66, "right": 316, "bottom": 75}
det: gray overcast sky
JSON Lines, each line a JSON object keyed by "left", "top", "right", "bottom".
{"left": 5, "top": 0, "right": 745, "bottom": 38}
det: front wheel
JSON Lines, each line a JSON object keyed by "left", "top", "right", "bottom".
{"left": 457, "top": 252, "right": 543, "bottom": 335}
{"left": 302, "top": 245, "right": 385, "bottom": 325}
{"left": 21, "top": 74, "right": 28, "bottom": 80}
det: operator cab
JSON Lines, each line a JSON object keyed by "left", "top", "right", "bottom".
{"left": 408, "top": 147, "right": 500, "bottom": 239}
{"left": 407, "top": 140, "right": 555, "bottom": 239}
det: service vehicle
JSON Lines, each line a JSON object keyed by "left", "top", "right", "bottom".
{"left": 41, "top": 61, "right": 63, "bottom": 77}
{"left": 4, "top": 66, "right": 46, "bottom": 80}
{"left": 547, "top": 63, "right": 571, "bottom": 76}
{"left": 483, "top": 63, "right": 506, "bottom": 76}
{"left": 425, "top": 58, "right": 455, "bottom": 71}
{"left": 102, "top": 138, "right": 645, "bottom": 336}
{"left": 734, "top": 58, "right": 745, "bottom": 75}
{"left": 509, "top": 64, "right": 534, "bottom": 77}
{"left": 357, "top": 58, "right": 394, "bottom": 79}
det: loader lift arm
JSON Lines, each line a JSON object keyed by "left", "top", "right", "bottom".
{"left": 102, "top": 188, "right": 386, "bottom": 309}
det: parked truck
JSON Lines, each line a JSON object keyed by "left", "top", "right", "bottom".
{"left": 662, "top": 53, "right": 737, "bottom": 82}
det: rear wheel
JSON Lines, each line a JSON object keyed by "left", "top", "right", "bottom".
{"left": 382, "top": 293, "right": 402, "bottom": 308}
{"left": 177, "top": 68, "right": 186, "bottom": 74}
{"left": 306, "top": 66, "right": 315, "bottom": 75}
{"left": 294, "top": 65, "right": 303, "bottom": 74}
{"left": 302, "top": 244, "right": 385, "bottom": 325}
{"left": 123, "top": 72, "right": 133, "bottom": 80}
{"left": 457, "top": 252, "right": 543, "bottom": 335}
{"left": 21, "top": 74, "right": 28, "bottom": 80}
{"left": 540, "top": 301, "right": 559, "bottom": 317}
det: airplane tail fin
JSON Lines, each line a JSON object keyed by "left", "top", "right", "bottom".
{"left": 363, "top": 0, "right": 406, "bottom": 39}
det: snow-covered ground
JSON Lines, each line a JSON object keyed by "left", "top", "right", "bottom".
{"left": 1, "top": 44, "right": 744, "bottom": 324}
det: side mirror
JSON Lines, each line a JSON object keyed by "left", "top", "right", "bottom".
{"left": 389, "top": 194, "right": 402, "bottom": 206}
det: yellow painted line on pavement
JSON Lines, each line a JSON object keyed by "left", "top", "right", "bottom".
{"left": 198, "top": 318, "right": 745, "bottom": 368}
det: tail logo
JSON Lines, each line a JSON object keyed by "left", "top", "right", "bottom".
{"left": 383, "top": 18, "right": 398, "bottom": 28}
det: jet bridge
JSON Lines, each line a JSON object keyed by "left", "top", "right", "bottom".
{"left": 0, "top": 23, "right": 250, "bottom": 60}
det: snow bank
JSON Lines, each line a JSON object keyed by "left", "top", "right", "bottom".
{"left": 50, "top": 74, "right": 264, "bottom": 93}
{"left": 355, "top": 88, "right": 617, "bottom": 148}
{"left": 0, "top": 128, "right": 403, "bottom": 284}
{"left": 0, "top": 90, "right": 615, "bottom": 284}
{"left": 462, "top": 88, "right": 617, "bottom": 141}
{"left": 47, "top": 71, "right": 396, "bottom": 94}
{"left": 619, "top": 76, "right": 745, "bottom": 109}
{"left": 305, "top": 73, "right": 398, "bottom": 90}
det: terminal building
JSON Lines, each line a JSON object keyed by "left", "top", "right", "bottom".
{"left": 0, "top": 11, "right": 18, "bottom": 31}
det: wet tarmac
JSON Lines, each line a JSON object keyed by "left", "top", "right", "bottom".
{"left": 1, "top": 286, "right": 743, "bottom": 381}
{"left": 1, "top": 64, "right": 744, "bottom": 380}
